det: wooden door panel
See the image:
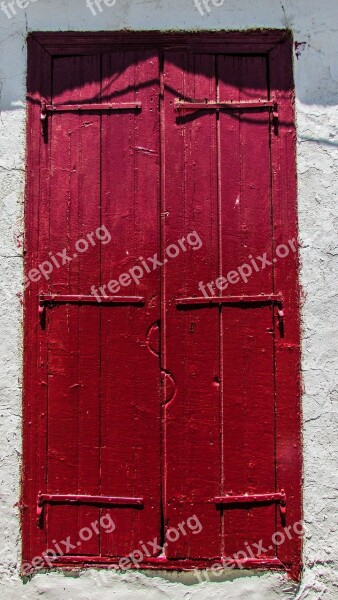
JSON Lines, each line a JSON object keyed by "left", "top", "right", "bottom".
{"left": 46, "top": 55, "right": 102, "bottom": 553}
{"left": 100, "top": 50, "right": 161, "bottom": 556}
{"left": 32, "top": 51, "right": 161, "bottom": 558}
{"left": 222, "top": 305, "right": 276, "bottom": 557}
{"left": 217, "top": 55, "right": 277, "bottom": 557}
{"left": 163, "top": 53, "right": 221, "bottom": 559}
{"left": 218, "top": 55, "right": 273, "bottom": 295}
{"left": 163, "top": 52, "right": 278, "bottom": 560}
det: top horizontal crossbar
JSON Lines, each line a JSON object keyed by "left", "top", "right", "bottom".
{"left": 174, "top": 99, "right": 276, "bottom": 111}
{"left": 41, "top": 101, "right": 142, "bottom": 116}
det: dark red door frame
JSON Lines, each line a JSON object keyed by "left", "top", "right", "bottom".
{"left": 23, "top": 31, "right": 302, "bottom": 579}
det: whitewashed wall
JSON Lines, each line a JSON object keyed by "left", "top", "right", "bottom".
{"left": 0, "top": 0, "right": 337, "bottom": 598}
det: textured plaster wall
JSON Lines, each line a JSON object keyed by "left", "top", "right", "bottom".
{"left": 0, "top": 0, "right": 337, "bottom": 598}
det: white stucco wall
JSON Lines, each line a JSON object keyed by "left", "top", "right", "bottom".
{"left": 0, "top": 0, "right": 337, "bottom": 598}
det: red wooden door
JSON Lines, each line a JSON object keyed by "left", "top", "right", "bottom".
{"left": 24, "top": 33, "right": 301, "bottom": 577}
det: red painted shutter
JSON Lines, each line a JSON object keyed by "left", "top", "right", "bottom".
{"left": 24, "top": 35, "right": 301, "bottom": 576}
{"left": 163, "top": 53, "right": 288, "bottom": 560}
{"left": 25, "top": 51, "right": 161, "bottom": 559}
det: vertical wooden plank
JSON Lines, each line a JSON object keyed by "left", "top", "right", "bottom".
{"left": 221, "top": 305, "right": 276, "bottom": 556}
{"left": 23, "top": 37, "right": 52, "bottom": 564}
{"left": 218, "top": 55, "right": 273, "bottom": 294}
{"left": 163, "top": 52, "right": 220, "bottom": 559}
{"left": 46, "top": 55, "right": 101, "bottom": 555}
{"left": 270, "top": 37, "right": 302, "bottom": 578}
{"left": 100, "top": 50, "right": 161, "bottom": 557}
{"left": 218, "top": 55, "right": 276, "bottom": 557}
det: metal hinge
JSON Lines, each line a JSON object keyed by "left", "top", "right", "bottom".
{"left": 175, "top": 98, "right": 276, "bottom": 111}
{"left": 176, "top": 294, "right": 285, "bottom": 336}
{"left": 14, "top": 499, "right": 28, "bottom": 513}
{"left": 37, "top": 493, "right": 144, "bottom": 528}
{"left": 40, "top": 98, "right": 142, "bottom": 134}
{"left": 38, "top": 294, "right": 145, "bottom": 326}
{"left": 174, "top": 98, "right": 278, "bottom": 132}
{"left": 176, "top": 293, "right": 283, "bottom": 307}
{"left": 215, "top": 490, "right": 286, "bottom": 520}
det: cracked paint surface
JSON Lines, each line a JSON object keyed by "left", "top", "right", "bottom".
{"left": 0, "top": 0, "right": 337, "bottom": 598}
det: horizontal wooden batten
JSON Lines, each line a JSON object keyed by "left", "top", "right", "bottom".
{"left": 29, "top": 31, "right": 291, "bottom": 56}
{"left": 36, "top": 494, "right": 144, "bottom": 528}
{"left": 39, "top": 294, "right": 145, "bottom": 305}
{"left": 26, "top": 555, "right": 288, "bottom": 574}
{"left": 175, "top": 99, "right": 276, "bottom": 111}
{"left": 176, "top": 294, "right": 283, "bottom": 306}
{"left": 40, "top": 100, "right": 142, "bottom": 118}
{"left": 37, "top": 493, "right": 144, "bottom": 507}
{"left": 214, "top": 491, "right": 286, "bottom": 505}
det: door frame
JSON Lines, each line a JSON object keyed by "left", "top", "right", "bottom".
{"left": 23, "top": 30, "right": 302, "bottom": 579}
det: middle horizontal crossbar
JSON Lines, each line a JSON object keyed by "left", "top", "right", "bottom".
{"left": 176, "top": 294, "right": 282, "bottom": 307}
{"left": 39, "top": 294, "right": 145, "bottom": 305}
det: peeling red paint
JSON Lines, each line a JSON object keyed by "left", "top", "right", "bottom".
{"left": 13, "top": 229, "right": 23, "bottom": 249}
{"left": 295, "top": 41, "right": 306, "bottom": 59}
